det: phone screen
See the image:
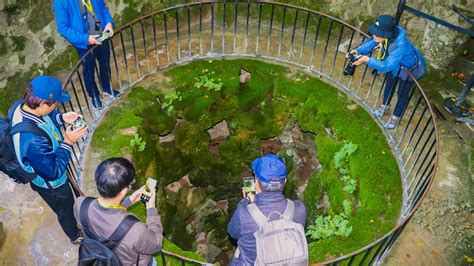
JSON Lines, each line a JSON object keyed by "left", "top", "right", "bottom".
{"left": 243, "top": 177, "right": 256, "bottom": 194}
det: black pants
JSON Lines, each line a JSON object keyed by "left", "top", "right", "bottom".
{"left": 383, "top": 72, "right": 415, "bottom": 117}
{"left": 31, "top": 181, "right": 80, "bottom": 241}
{"left": 76, "top": 39, "right": 112, "bottom": 99}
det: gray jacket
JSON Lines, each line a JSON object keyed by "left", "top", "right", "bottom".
{"left": 74, "top": 196, "right": 163, "bottom": 265}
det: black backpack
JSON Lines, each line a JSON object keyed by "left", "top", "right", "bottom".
{"left": 78, "top": 197, "right": 139, "bottom": 266}
{"left": 0, "top": 117, "right": 50, "bottom": 184}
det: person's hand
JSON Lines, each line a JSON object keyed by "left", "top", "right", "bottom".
{"left": 64, "top": 124, "right": 87, "bottom": 145}
{"left": 146, "top": 189, "right": 156, "bottom": 209}
{"left": 62, "top": 112, "right": 81, "bottom": 125}
{"left": 104, "top": 23, "right": 114, "bottom": 37}
{"left": 346, "top": 49, "right": 358, "bottom": 58}
{"left": 129, "top": 186, "right": 146, "bottom": 205}
{"left": 88, "top": 35, "right": 100, "bottom": 45}
{"left": 245, "top": 192, "right": 255, "bottom": 203}
{"left": 353, "top": 55, "right": 370, "bottom": 66}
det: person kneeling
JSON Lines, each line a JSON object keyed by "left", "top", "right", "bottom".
{"left": 74, "top": 157, "right": 163, "bottom": 265}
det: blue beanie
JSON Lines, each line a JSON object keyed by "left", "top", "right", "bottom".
{"left": 251, "top": 154, "right": 287, "bottom": 184}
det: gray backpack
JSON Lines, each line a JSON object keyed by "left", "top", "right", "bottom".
{"left": 246, "top": 200, "right": 308, "bottom": 266}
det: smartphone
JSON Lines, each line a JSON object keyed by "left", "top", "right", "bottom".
{"left": 242, "top": 177, "right": 256, "bottom": 194}
{"left": 97, "top": 30, "right": 112, "bottom": 43}
{"left": 141, "top": 177, "right": 157, "bottom": 203}
{"left": 72, "top": 117, "right": 87, "bottom": 131}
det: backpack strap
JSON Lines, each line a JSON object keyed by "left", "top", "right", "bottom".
{"left": 80, "top": 197, "right": 103, "bottom": 241}
{"left": 246, "top": 203, "right": 268, "bottom": 228}
{"left": 282, "top": 199, "right": 295, "bottom": 221}
{"left": 103, "top": 214, "right": 139, "bottom": 251}
{"left": 10, "top": 121, "right": 50, "bottom": 141}
{"left": 80, "top": 197, "right": 139, "bottom": 250}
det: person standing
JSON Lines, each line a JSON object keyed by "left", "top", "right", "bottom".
{"left": 8, "top": 75, "right": 88, "bottom": 243}
{"left": 53, "top": 0, "right": 122, "bottom": 109}
{"left": 351, "top": 15, "right": 426, "bottom": 128}
{"left": 227, "top": 154, "right": 307, "bottom": 265}
{"left": 74, "top": 158, "right": 163, "bottom": 265}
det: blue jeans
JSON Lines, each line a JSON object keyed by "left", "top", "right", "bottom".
{"left": 382, "top": 72, "right": 415, "bottom": 117}
{"left": 76, "top": 40, "right": 112, "bottom": 99}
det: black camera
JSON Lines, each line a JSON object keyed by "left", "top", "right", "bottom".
{"left": 343, "top": 53, "right": 361, "bottom": 76}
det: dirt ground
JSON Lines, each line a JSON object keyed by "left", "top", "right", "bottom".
{"left": 385, "top": 119, "right": 473, "bottom": 266}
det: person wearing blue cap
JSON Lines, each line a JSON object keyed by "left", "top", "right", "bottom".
{"left": 227, "top": 154, "right": 307, "bottom": 265}
{"left": 53, "top": 0, "right": 121, "bottom": 109}
{"left": 7, "top": 75, "right": 88, "bottom": 244}
{"left": 350, "top": 14, "right": 426, "bottom": 129}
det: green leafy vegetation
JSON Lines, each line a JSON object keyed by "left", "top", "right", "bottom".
{"left": 194, "top": 70, "right": 224, "bottom": 92}
{"left": 307, "top": 142, "right": 358, "bottom": 241}
{"left": 10, "top": 35, "right": 27, "bottom": 52}
{"left": 161, "top": 91, "right": 182, "bottom": 116}
{"left": 130, "top": 133, "right": 147, "bottom": 152}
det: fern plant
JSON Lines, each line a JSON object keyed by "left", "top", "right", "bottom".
{"left": 130, "top": 133, "right": 146, "bottom": 152}
{"left": 161, "top": 91, "right": 182, "bottom": 116}
{"left": 194, "top": 71, "right": 223, "bottom": 92}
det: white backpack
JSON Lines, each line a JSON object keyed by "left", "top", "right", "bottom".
{"left": 246, "top": 200, "right": 308, "bottom": 266}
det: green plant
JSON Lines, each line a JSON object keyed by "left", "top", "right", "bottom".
{"left": 161, "top": 91, "right": 182, "bottom": 116}
{"left": 306, "top": 214, "right": 352, "bottom": 240}
{"left": 335, "top": 141, "right": 358, "bottom": 194}
{"left": 194, "top": 71, "right": 223, "bottom": 92}
{"left": 130, "top": 133, "right": 146, "bottom": 152}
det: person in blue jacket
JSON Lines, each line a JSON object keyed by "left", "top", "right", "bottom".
{"left": 53, "top": 0, "right": 121, "bottom": 109}
{"left": 351, "top": 15, "right": 426, "bottom": 128}
{"left": 227, "top": 154, "right": 307, "bottom": 265}
{"left": 8, "top": 76, "right": 88, "bottom": 243}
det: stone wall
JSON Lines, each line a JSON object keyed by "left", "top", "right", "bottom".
{"left": 0, "top": 0, "right": 472, "bottom": 115}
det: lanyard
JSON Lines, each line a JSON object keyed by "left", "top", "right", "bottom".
{"left": 97, "top": 198, "right": 126, "bottom": 211}
{"left": 377, "top": 39, "right": 388, "bottom": 60}
{"left": 82, "top": 0, "right": 95, "bottom": 16}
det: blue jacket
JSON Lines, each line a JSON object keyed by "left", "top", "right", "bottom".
{"left": 227, "top": 192, "right": 307, "bottom": 265}
{"left": 53, "top": 0, "right": 114, "bottom": 49}
{"left": 356, "top": 27, "right": 426, "bottom": 79}
{"left": 8, "top": 100, "right": 72, "bottom": 188}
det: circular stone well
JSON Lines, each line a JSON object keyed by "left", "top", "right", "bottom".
{"left": 86, "top": 58, "right": 402, "bottom": 263}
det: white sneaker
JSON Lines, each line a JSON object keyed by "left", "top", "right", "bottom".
{"left": 373, "top": 105, "right": 390, "bottom": 119}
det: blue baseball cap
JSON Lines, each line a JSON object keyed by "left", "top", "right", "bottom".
{"left": 251, "top": 154, "right": 287, "bottom": 184}
{"left": 31, "top": 75, "right": 70, "bottom": 102}
{"left": 368, "top": 15, "right": 397, "bottom": 39}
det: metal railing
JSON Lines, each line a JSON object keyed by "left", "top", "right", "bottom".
{"left": 59, "top": 1, "right": 439, "bottom": 265}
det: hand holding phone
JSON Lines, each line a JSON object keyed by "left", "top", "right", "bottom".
{"left": 97, "top": 30, "right": 112, "bottom": 43}
{"left": 72, "top": 117, "right": 88, "bottom": 131}
{"left": 141, "top": 177, "right": 157, "bottom": 204}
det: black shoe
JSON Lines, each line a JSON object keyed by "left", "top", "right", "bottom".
{"left": 92, "top": 97, "right": 103, "bottom": 109}
{"left": 104, "top": 89, "right": 122, "bottom": 98}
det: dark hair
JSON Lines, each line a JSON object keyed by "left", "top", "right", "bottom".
{"left": 257, "top": 179, "right": 285, "bottom": 192}
{"left": 95, "top": 158, "right": 136, "bottom": 198}
{"left": 23, "top": 83, "right": 56, "bottom": 109}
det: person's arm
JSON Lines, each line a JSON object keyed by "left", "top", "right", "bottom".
{"left": 49, "top": 109, "right": 65, "bottom": 127}
{"left": 97, "top": 0, "right": 114, "bottom": 26}
{"left": 53, "top": 0, "right": 89, "bottom": 47}
{"left": 133, "top": 208, "right": 164, "bottom": 254}
{"left": 366, "top": 44, "right": 405, "bottom": 73}
{"left": 227, "top": 198, "right": 249, "bottom": 239}
{"left": 24, "top": 135, "right": 72, "bottom": 181}
{"left": 293, "top": 201, "right": 307, "bottom": 227}
{"left": 356, "top": 39, "right": 378, "bottom": 55}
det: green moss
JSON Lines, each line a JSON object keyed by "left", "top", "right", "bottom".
{"left": 0, "top": 66, "right": 41, "bottom": 116}
{"left": 27, "top": 0, "right": 54, "bottom": 33}
{"left": 43, "top": 37, "right": 56, "bottom": 54}
{"left": 45, "top": 48, "right": 79, "bottom": 74}
{"left": 10, "top": 36, "right": 27, "bottom": 52}
{"left": 0, "top": 35, "right": 8, "bottom": 56}
{"left": 94, "top": 59, "right": 402, "bottom": 263}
